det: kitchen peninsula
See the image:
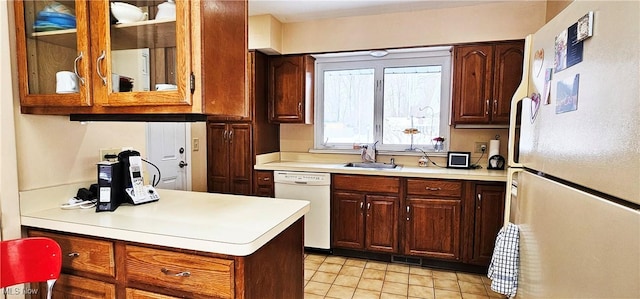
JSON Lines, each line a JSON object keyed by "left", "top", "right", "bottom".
{"left": 20, "top": 186, "right": 309, "bottom": 299}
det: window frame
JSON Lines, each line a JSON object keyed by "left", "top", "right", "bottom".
{"left": 313, "top": 46, "right": 453, "bottom": 152}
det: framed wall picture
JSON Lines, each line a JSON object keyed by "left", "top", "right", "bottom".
{"left": 577, "top": 11, "right": 594, "bottom": 42}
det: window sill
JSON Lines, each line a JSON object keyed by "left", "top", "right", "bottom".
{"left": 308, "top": 148, "right": 448, "bottom": 157}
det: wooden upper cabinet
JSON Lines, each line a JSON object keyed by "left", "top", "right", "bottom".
{"left": 268, "top": 55, "right": 314, "bottom": 124}
{"left": 452, "top": 41, "right": 524, "bottom": 125}
{"left": 13, "top": 0, "right": 247, "bottom": 116}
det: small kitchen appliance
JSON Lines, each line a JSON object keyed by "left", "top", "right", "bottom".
{"left": 96, "top": 161, "right": 124, "bottom": 212}
{"left": 117, "top": 150, "right": 159, "bottom": 205}
{"left": 446, "top": 151, "right": 471, "bottom": 168}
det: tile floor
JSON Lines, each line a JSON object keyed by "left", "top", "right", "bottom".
{"left": 303, "top": 253, "right": 506, "bottom": 299}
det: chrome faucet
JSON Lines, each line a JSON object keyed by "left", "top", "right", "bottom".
{"left": 360, "top": 141, "right": 379, "bottom": 163}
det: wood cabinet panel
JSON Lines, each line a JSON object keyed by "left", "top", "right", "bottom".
{"left": 470, "top": 183, "right": 506, "bottom": 265}
{"left": 228, "top": 123, "right": 252, "bottom": 195}
{"left": 29, "top": 230, "right": 115, "bottom": 277}
{"left": 125, "top": 245, "right": 234, "bottom": 298}
{"left": 406, "top": 179, "right": 462, "bottom": 198}
{"left": 207, "top": 122, "right": 230, "bottom": 193}
{"left": 365, "top": 195, "right": 398, "bottom": 253}
{"left": 333, "top": 174, "right": 400, "bottom": 194}
{"left": 268, "top": 55, "right": 314, "bottom": 123}
{"left": 126, "top": 288, "right": 181, "bottom": 299}
{"left": 452, "top": 41, "right": 524, "bottom": 125}
{"left": 47, "top": 274, "right": 116, "bottom": 299}
{"left": 404, "top": 198, "right": 461, "bottom": 260}
{"left": 332, "top": 191, "right": 366, "bottom": 249}
{"left": 254, "top": 170, "right": 274, "bottom": 197}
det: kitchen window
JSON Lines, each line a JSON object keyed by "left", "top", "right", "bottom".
{"left": 313, "top": 47, "right": 452, "bottom": 152}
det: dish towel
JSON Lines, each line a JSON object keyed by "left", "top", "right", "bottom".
{"left": 487, "top": 222, "right": 520, "bottom": 298}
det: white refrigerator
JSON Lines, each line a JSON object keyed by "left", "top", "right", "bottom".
{"left": 504, "top": 1, "right": 640, "bottom": 297}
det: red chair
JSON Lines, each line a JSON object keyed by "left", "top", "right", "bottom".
{"left": 1, "top": 237, "right": 62, "bottom": 299}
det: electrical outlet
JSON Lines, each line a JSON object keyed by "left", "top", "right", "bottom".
{"left": 193, "top": 138, "right": 200, "bottom": 151}
{"left": 474, "top": 142, "right": 488, "bottom": 153}
{"left": 99, "top": 148, "right": 120, "bottom": 162}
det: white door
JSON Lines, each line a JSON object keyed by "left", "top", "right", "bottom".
{"left": 146, "top": 123, "right": 190, "bottom": 190}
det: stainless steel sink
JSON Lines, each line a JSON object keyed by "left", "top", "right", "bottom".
{"left": 344, "top": 162, "right": 400, "bottom": 169}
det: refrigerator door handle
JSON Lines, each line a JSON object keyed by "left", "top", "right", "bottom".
{"left": 504, "top": 168, "right": 525, "bottom": 227}
{"left": 507, "top": 34, "right": 532, "bottom": 169}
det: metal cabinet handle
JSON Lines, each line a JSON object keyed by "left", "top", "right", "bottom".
{"left": 477, "top": 194, "right": 482, "bottom": 209}
{"left": 96, "top": 50, "right": 107, "bottom": 86}
{"left": 161, "top": 268, "right": 191, "bottom": 277}
{"left": 406, "top": 206, "right": 410, "bottom": 221}
{"left": 68, "top": 252, "right": 80, "bottom": 258}
{"left": 229, "top": 130, "right": 233, "bottom": 143}
{"left": 485, "top": 100, "right": 490, "bottom": 115}
{"left": 367, "top": 203, "right": 371, "bottom": 210}
{"left": 425, "top": 187, "right": 442, "bottom": 191}
{"left": 360, "top": 202, "right": 363, "bottom": 210}
{"left": 298, "top": 102, "right": 302, "bottom": 113}
{"left": 73, "top": 52, "right": 86, "bottom": 85}
{"left": 493, "top": 100, "right": 498, "bottom": 115}
{"left": 223, "top": 130, "right": 228, "bottom": 140}
{"left": 262, "top": 177, "right": 270, "bottom": 181}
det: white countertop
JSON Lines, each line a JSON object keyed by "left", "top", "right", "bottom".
{"left": 255, "top": 161, "right": 507, "bottom": 182}
{"left": 20, "top": 187, "right": 309, "bottom": 256}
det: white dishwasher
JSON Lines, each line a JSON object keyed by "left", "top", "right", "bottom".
{"left": 274, "top": 171, "right": 330, "bottom": 250}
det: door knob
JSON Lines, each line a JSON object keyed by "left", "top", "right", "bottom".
{"left": 179, "top": 147, "right": 185, "bottom": 154}
{"left": 179, "top": 161, "right": 188, "bottom": 168}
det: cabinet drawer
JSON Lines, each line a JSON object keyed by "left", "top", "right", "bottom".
{"left": 48, "top": 274, "right": 116, "bottom": 299}
{"left": 334, "top": 174, "right": 400, "bottom": 193}
{"left": 126, "top": 288, "right": 181, "bottom": 299}
{"left": 406, "top": 179, "right": 462, "bottom": 198}
{"left": 125, "top": 245, "right": 234, "bottom": 298}
{"left": 29, "top": 230, "right": 115, "bottom": 277}
{"left": 255, "top": 170, "right": 273, "bottom": 186}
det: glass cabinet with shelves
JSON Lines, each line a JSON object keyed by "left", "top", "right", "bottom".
{"left": 14, "top": 0, "right": 192, "bottom": 112}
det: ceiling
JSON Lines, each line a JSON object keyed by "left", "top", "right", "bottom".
{"left": 248, "top": 0, "right": 503, "bottom": 23}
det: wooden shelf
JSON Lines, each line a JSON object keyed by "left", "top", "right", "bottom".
{"left": 30, "top": 19, "right": 176, "bottom": 50}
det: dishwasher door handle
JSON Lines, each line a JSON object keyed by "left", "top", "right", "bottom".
{"left": 293, "top": 181, "right": 308, "bottom": 184}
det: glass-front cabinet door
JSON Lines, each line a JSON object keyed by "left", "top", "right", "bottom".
{"left": 15, "top": 0, "right": 92, "bottom": 107}
{"left": 92, "top": 0, "right": 191, "bottom": 107}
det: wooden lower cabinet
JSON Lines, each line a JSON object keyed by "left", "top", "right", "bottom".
{"left": 465, "top": 182, "right": 506, "bottom": 265}
{"left": 126, "top": 288, "right": 180, "bottom": 299}
{"left": 332, "top": 175, "right": 400, "bottom": 253}
{"left": 254, "top": 170, "right": 274, "bottom": 197}
{"left": 47, "top": 274, "right": 116, "bottom": 299}
{"left": 403, "top": 198, "right": 461, "bottom": 260}
{"left": 27, "top": 219, "right": 303, "bottom": 299}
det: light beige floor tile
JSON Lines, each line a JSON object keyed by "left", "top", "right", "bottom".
{"left": 304, "top": 269, "right": 315, "bottom": 280}
{"left": 484, "top": 285, "right": 505, "bottom": 298}
{"left": 305, "top": 260, "right": 322, "bottom": 271}
{"left": 305, "top": 281, "right": 331, "bottom": 296}
{"left": 345, "top": 258, "right": 368, "bottom": 268}
{"left": 458, "top": 281, "right": 486, "bottom": 296}
{"left": 306, "top": 254, "right": 327, "bottom": 263}
{"left": 385, "top": 271, "right": 409, "bottom": 283}
{"left": 311, "top": 271, "right": 338, "bottom": 284}
{"left": 410, "top": 266, "right": 433, "bottom": 276}
{"left": 318, "top": 262, "right": 343, "bottom": 274}
{"left": 334, "top": 274, "right": 361, "bottom": 288}
{"left": 381, "top": 281, "right": 409, "bottom": 296}
{"left": 408, "top": 285, "right": 435, "bottom": 298}
{"left": 387, "top": 263, "right": 410, "bottom": 273}
{"left": 353, "top": 288, "right": 381, "bottom": 299}
{"left": 381, "top": 292, "right": 408, "bottom": 299}
{"left": 341, "top": 265, "right": 365, "bottom": 277}
{"left": 362, "top": 268, "right": 386, "bottom": 280}
{"left": 456, "top": 273, "right": 484, "bottom": 284}
{"left": 358, "top": 278, "right": 384, "bottom": 292}
{"left": 432, "top": 270, "right": 458, "bottom": 280}
{"left": 326, "top": 284, "right": 356, "bottom": 299}
{"left": 480, "top": 276, "right": 492, "bottom": 286}
{"left": 365, "top": 261, "right": 388, "bottom": 271}
{"left": 409, "top": 274, "right": 434, "bottom": 287}
{"left": 433, "top": 278, "right": 459, "bottom": 292}
{"left": 461, "top": 293, "right": 490, "bottom": 299}
{"left": 304, "top": 279, "right": 309, "bottom": 286}
{"left": 434, "top": 289, "right": 462, "bottom": 299}
{"left": 304, "top": 292, "right": 325, "bottom": 299}
{"left": 325, "top": 255, "right": 348, "bottom": 265}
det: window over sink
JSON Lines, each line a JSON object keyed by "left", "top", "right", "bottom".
{"left": 313, "top": 47, "right": 452, "bottom": 152}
